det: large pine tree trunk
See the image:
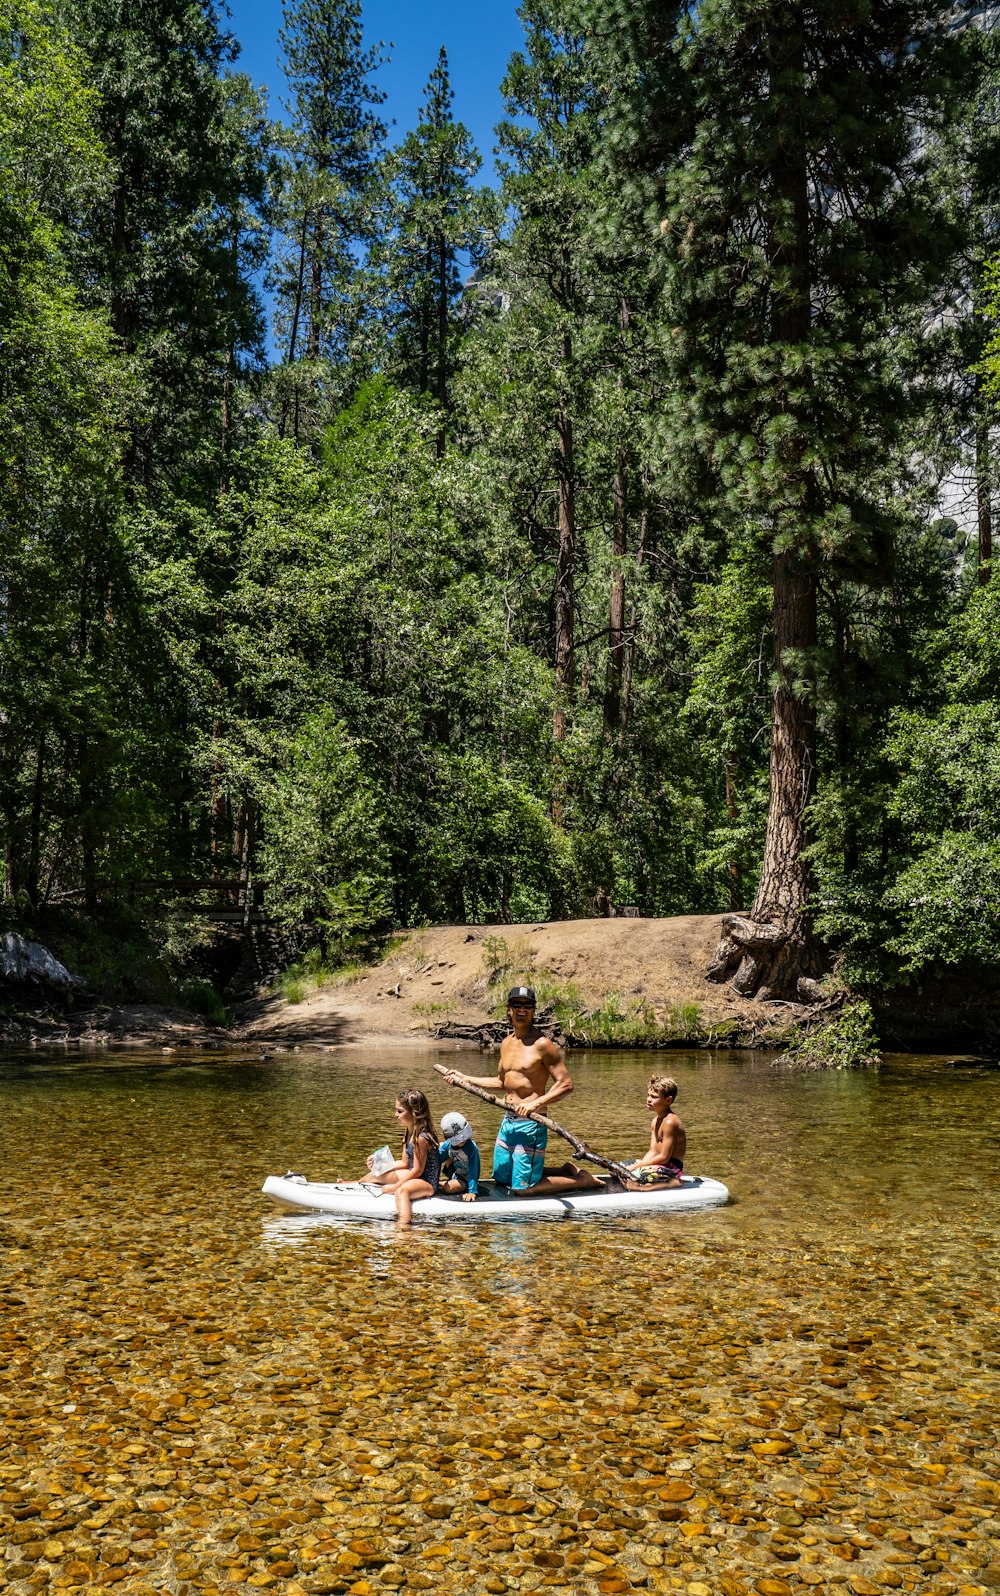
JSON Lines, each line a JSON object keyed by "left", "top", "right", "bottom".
{"left": 621, "top": 502, "right": 649, "bottom": 732}
{"left": 708, "top": 556, "right": 822, "bottom": 998}
{"left": 976, "top": 383, "right": 993, "bottom": 586}
{"left": 553, "top": 349, "right": 575, "bottom": 749}
{"left": 603, "top": 458, "right": 627, "bottom": 741}
{"left": 709, "top": 5, "right": 823, "bottom": 1000}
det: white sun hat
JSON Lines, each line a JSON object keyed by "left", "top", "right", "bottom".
{"left": 441, "top": 1111, "right": 473, "bottom": 1146}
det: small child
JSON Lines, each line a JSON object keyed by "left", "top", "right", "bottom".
{"left": 438, "top": 1111, "right": 481, "bottom": 1203}
{"left": 624, "top": 1075, "right": 686, "bottom": 1189}
{"left": 366, "top": 1088, "right": 442, "bottom": 1225}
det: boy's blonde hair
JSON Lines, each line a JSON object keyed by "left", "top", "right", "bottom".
{"left": 648, "top": 1075, "right": 679, "bottom": 1102}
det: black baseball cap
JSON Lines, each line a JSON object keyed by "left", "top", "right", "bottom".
{"left": 507, "top": 986, "right": 536, "bottom": 1007}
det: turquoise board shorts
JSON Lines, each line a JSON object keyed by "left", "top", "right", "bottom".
{"left": 492, "top": 1116, "right": 547, "bottom": 1190}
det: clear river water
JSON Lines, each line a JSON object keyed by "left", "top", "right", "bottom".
{"left": 0, "top": 1044, "right": 997, "bottom": 1596}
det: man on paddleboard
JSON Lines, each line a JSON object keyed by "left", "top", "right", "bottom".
{"left": 443, "top": 986, "right": 600, "bottom": 1196}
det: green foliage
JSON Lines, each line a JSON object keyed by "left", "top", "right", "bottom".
{"left": 255, "top": 710, "right": 392, "bottom": 944}
{"left": 369, "top": 46, "right": 490, "bottom": 410}
{"left": 684, "top": 536, "right": 772, "bottom": 905}
{"left": 814, "top": 579, "right": 1000, "bottom": 982}
{"left": 3, "top": 0, "right": 997, "bottom": 1033}
{"left": 0, "top": 0, "right": 133, "bottom": 912}
{"left": 280, "top": 975, "right": 307, "bottom": 1005}
{"left": 276, "top": 946, "right": 368, "bottom": 1004}
{"left": 177, "top": 978, "right": 229, "bottom": 1026}
{"left": 880, "top": 699, "right": 1000, "bottom": 972}
{"left": 550, "top": 992, "right": 704, "bottom": 1047}
{"left": 54, "top": 0, "right": 271, "bottom": 498}
{"left": 979, "top": 254, "right": 1000, "bottom": 406}
{"left": 785, "top": 999, "right": 881, "bottom": 1071}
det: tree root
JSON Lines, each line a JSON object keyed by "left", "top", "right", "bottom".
{"left": 707, "top": 912, "right": 827, "bottom": 1000}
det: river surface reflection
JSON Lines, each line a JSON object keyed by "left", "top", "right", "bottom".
{"left": 1, "top": 1045, "right": 997, "bottom": 1595}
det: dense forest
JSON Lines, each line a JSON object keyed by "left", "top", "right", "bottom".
{"left": 3, "top": 0, "right": 999, "bottom": 1009}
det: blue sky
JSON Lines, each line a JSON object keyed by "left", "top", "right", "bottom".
{"left": 225, "top": 0, "right": 526, "bottom": 180}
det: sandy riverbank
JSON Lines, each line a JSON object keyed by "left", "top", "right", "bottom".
{"left": 236, "top": 913, "right": 775, "bottom": 1048}
{"left": 1, "top": 914, "right": 782, "bottom": 1050}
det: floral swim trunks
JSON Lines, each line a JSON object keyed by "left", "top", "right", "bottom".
{"left": 634, "top": 1159, "right": 684, "bottom": 1184}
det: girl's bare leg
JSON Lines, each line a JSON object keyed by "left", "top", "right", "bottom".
{"left": 373, "top": 1169, "right": 405, "bottom": 1189}
{"left": 394, "top": 1177, "right": 433, "bottom": 1226}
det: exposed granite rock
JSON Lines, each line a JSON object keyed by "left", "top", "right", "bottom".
{"left": 0, "top": 932, "right": 81, "bottom": 996}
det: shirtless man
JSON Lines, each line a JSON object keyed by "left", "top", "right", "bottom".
{"left": 623, "top": 1075, "right": 687, "bottom": 1189}
{"left": 443, "top": 986, "right": 601, "bottom": 1196}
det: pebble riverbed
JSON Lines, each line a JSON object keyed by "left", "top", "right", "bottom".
{"left": 0, "top": 1046, "right": 997, "bottom": 1596}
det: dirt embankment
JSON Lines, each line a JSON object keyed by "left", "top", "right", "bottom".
{"left": 236, "top": 914, "right": 774, "bottom": 1048}
{"left": 4, "top": 914, "right": 995, "bottom": 1052}
{"left": 4, "top": 915, "right": 767, "bottom": 1051}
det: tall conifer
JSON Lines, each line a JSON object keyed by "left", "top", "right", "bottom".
{"left": 373, "top": 47, "right": 487, "bottom": 426}
{"left": 270, "top": 0, "right": 386, "bottom": 439}
{"left": 54, "top": 0, "right": 269, "bottom": 499}
{"left": 490, "top": 1, "right": 602, "bottom": 765}
{"left": 590, "top": 0, "right": 966, "bottom": 994}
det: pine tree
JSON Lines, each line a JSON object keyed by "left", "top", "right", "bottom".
{"left": 590, "top": 0, "right": 967, "bottom": 996}
{"left": 373, "top": 47, "right": 488, "bottom": 427}
{"left": 54, "top": 0, "right": 270, "bottom": 500}
{"left": 467, "top": 1, "right": 603, "bottom": 767}
{"left": 269, "top": 0, "right": 386, "bottom": 441}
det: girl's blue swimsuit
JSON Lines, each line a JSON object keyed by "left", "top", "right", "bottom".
{"left": 405, "top": 1132, "right": 441, "bottom": 1190}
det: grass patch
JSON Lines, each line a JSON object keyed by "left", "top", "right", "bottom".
{"left": 277, "top": 947, "right": 370, "bottom": 1004}
{"left": 480, "top": 943, "right": 708, "bottom": 1046}
{"left": 281, "top": 975, "right": 307, "bottom": 1005}
{"left": 547, "top": 992, "right": 705, "bottom": 1046}
{"left": 177, "top": 978, "right": 229, "bottom": 1027}
{"left": 480, "top": 934, "right": 539, "bottom": 989}
{"left": 382, "top": 933, "right": 411, "bottom": 961}
{"left": 410, "top": 1000, "right": 455, "bottom": 1027}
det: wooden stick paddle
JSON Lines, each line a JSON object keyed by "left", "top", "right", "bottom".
{"left": 433, "top": 1063, "right": 636, "bottom": 1184}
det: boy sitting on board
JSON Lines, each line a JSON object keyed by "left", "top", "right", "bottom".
{"left": 623, "top": 1075, "right": 687, "bottom": 1189}
{"left": 438, "top": 1111, "right": 482, "bottom": 1203}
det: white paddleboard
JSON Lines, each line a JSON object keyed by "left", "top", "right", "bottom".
{"left": 262, "top": 1172, "right": 730, "bottom": 1221}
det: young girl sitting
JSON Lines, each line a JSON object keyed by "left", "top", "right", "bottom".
{"left": 367, "top": 1088, "right": 441, "bottom": 1225}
